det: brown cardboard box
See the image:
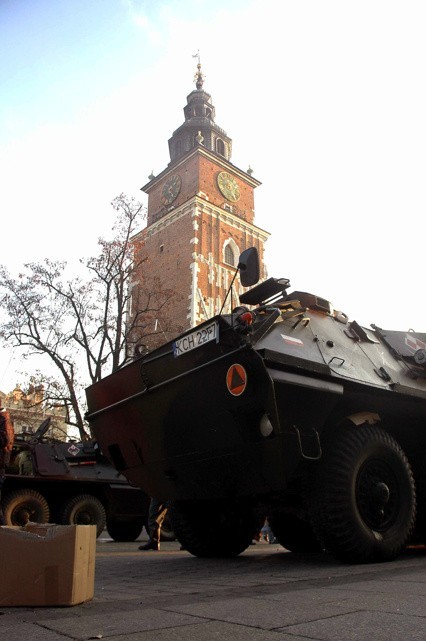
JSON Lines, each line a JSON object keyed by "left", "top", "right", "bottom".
{"left": 0, "top": 524, "right": 96, "bottom": 606}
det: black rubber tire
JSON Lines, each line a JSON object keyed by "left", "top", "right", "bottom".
{"left": 2, "top": 489, "right": 50, "bottom": 526}
{"left": 59, "top": 494, "right": 106, "bottom": 538}
{"left": 268, "top": 511, "right": 322, "bottom": 553}
{"left": 106, "top": 517, "right": 144, "bottom": 542}
{"left": 411, "top": 478, "right": 426, "bottom": 544}
{"left": 309, "top": 425, "right": 416, "bottom": 563}
{"left": 169, "top": 499, "right": 259, "bottom": 558}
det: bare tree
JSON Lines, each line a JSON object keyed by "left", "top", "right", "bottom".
{"left": 0, "top": 194, "right": 178, "bottom": 439}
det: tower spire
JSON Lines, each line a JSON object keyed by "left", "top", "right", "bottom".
{"left": 167, "top": 53, "right": 232, "bottom": 162}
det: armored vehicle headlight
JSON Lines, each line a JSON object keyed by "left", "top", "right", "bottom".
{"left": 259, "top": 414, "right": 274, "bottom": 438}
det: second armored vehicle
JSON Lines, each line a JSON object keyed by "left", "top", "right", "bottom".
{"left": 3, "top": 418, "right": 150, "bottom": 540}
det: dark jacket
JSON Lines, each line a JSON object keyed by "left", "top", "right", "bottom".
{"left": 0, "top": 410, "right": 14, "bottom": 474}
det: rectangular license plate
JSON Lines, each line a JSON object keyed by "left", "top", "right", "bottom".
{"left": 173, "top": 322, "right": 218, "bottom": 357}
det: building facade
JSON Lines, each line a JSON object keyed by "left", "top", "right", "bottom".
{"left": 131, "top": 63, "right": 269, "bottom": 349}
{"left": 0, "top": 383, "right": 68, "bottom": 440}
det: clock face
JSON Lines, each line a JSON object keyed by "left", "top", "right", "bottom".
{"left": 161, "top": 174, "right": 182, "bottom": 205}
{"left": 217, "top": 171, "right": 240, "bottom": 202}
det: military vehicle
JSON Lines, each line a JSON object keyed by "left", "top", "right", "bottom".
{"left": 85, "top": 247, "right": 426, "bottom": 563}
{"left": 2, "top": 417, "right": 151, "bottom": 540}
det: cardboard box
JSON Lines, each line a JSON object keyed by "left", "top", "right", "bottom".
{"left": 0, "top": 524, "right": 96, "bottom": 607}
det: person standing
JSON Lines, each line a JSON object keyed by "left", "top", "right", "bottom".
{"left": 139, "top": 497, "right": 168, "bottom": 551}
{"left": 261, "top": 517, "right": 277, "bottom": 544}
{"left": 0, "top": 407, "right": 15, "bottom": 525}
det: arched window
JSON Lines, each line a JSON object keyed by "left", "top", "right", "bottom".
{"left": 223, "top": 239, "right": 239, "bottom": 268}
{"left": 224, "top": 244, "right": 235, "bottom": 266}
{"left": 216, "top": 139, "right": 225, "bottom": 156}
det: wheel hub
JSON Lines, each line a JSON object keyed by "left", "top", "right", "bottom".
{"left": 14, "top": 508, "right": 31, "bottom": 525}
{"left": 356, "top": 459, "right": 399, "bottom": 530}
{"left": 77, "top": 511, "right": 92, "bottom": 525}
{"left": 373, "top": 480, "right": 390, "bottom": 506}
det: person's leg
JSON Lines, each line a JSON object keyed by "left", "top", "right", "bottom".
{"left": 264, "top": 518, "right": 277, "bottom": 544}
{"left": 139, "top": 498, "right": 167, "bottom": 550}
{"left": 153, "top": 502, "right": 168, "bottom": 543}
{"left": 147, "top": 498, "right": 159, "bottom": 538}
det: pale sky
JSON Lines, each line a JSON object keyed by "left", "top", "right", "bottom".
{"left": 1, "top": 0, "right": 426, "bottom": 392}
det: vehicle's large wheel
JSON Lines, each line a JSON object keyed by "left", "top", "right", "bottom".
{"left": 169, "top": 499, "right": 259, "bottom": 558}
{"left": 106, "top": 517, "right": 144, "bottom": 542}
{"left": 59, "top": 494, "right": 106, "bottom": 538}
{"left": 268, "top": 511, "right": 322, "bottom": 553}
{"left": 309, "top": 425, "right": 416, "bottom": 563}
{"left": 2, "top": 489, "right": 50, "bottom": 526}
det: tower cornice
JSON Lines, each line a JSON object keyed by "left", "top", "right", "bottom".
{"left": 141, "top": 146, "right": 261, "bottom": 194}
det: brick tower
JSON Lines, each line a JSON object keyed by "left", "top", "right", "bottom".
{"left": 131, "top": 62, "right": 269, "bottom": 349}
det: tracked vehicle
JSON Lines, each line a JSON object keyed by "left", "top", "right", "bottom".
{"left": 85, "top": 248, "right": 426, "bottom": 563}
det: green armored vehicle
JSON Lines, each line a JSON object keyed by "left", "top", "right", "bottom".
{"left": 85, "top": 248, "right": 426, "bottom": 563}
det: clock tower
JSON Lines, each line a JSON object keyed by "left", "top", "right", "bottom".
{"left": 131, "top": 62, "right": 269, "bottom": 348}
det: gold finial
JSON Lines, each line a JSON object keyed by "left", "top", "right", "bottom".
{"left": 192, "top": 50, "right": 204, "bottom": 89}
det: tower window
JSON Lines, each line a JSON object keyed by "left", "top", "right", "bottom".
{"left": 216, "top": 139, "right": 225, "bottom": 156}
{"left": 224, "top": 244, "right": 235, "bottom": 266}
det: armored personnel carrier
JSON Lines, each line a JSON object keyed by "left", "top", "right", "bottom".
{"left": 3, "top": 418, "right": 150, "bottom": 540}
{"left": 85, "top": 248, "right": 426, "bottom": 563}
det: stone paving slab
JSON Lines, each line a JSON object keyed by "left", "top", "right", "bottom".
{"left": 38, "top": 608, "right": 205, "bottom": 639}
{"left": 109, "top": 620, "right": 315, "bottom": 641}
{"left": 164, "top": 595, "right": 361, "bottom": 630}
{"left": 0, "top": 621, "right": 68, "bottom": 641}
{"left": 279, "top": 610, "right": 425, "bottom": 641}
{"left": 327, "top": 577, "right": 426, "bottom": 596}
{"left": 261, "top": 585, "right": 426, "bottom": 618}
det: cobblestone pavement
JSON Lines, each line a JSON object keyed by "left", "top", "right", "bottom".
{"left": 1, "top": 535, "right": 426, "bottom": 641}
